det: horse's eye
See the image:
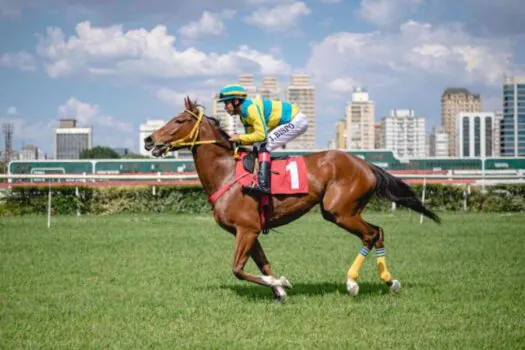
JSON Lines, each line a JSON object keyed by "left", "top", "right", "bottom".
{"left": 175, "top": 120, "right": 185, "bottom": 124}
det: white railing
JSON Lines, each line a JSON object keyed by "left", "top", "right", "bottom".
{"left": 1, "top": 173, "right": 196, "bottom": 181}
{"left": 1, "top": 172, "right": 524, "bottom": 229}
{"left": 1, "top": 172, "right": 525, "bottom": 184}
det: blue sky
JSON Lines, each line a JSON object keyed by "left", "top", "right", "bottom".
{"left": 1, "top": 0, "right": 524, "bottom": 155}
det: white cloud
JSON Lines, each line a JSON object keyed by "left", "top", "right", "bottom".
{"left": 306, "top": 21, "right": 513, "bottom": 86}
{"left": 202, "top": 78, "right": 229, "bottom": 87}
{"left": 36, "top": 21, "right": 291, "bottom": 79}
{"left": 178, "top": 10, "right": 235, "bottom": 40}
{"left": 156, "top": 87, "right": 211, "bottom": 107}
{"left": 6, "top": 106, "right": 17, "bottom": 116}
{"left": 245, "top": 1, "right": 310, "bottom": 32}
{"left": 58, "top": 97, "right": 132, "bottom": 133}
{"left": 0, "top": 51, "right": 36, "bottom": 71}
{"left": 0, "top": 116, "right": 54, "bottom": 152}
{"left": 357, "top": 0, "right": 422, "bottom": 26}
{"left": 235, "top": 45, "right": 291, "bottom": 74}
{"left": 328, "top": 77, "right": 360, "bottom": 93}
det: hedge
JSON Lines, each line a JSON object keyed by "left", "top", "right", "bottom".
{"left": 1, "top": 184, "right": 524, "bottom": 216}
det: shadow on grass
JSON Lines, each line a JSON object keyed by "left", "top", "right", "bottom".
{"left": 219, "top": 281, "right": 395, "bottom": 302}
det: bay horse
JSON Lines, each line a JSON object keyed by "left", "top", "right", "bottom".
{"left": 144, "top": 97, "right": 440, "bottom": 301}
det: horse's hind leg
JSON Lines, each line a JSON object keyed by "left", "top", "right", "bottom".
{"left": 326, "top": 213, "right": 400, "bottom": 296}
{"left": 368, "top": 222, "right": 401, "bottom": 293}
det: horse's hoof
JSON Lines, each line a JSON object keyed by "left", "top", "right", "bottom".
{"left": 274, "top": 294, "right": 286, "bottom": 303}
{"left": 274, "top": 296, "right": 285, "bottom": 304}
{"left": 390, "top": 279, "right": 401, "bottom": 293}
{"left": 274, "top": 286, "right": 287, "bottom": 300}
{"left": 347, "top": 279, "right": 359, "bottom": 296}
{"left": 279, "top": 276, "right": 293, "bottom": 289}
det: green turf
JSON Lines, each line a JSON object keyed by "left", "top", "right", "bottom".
{"left": 1, "top": 212, "right": 524, "bottom": 349}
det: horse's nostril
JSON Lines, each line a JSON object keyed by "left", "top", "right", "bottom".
{"left": 144, "top": 136, "right": 156, "bottom": 151}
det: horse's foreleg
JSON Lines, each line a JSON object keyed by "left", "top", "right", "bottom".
{"left": 250, "top": 239, "right": 288, "bottom": 300}
{"left": 232, "top": 229, "right": 292, "bottom": 291}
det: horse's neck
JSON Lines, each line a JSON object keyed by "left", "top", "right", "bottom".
{"left": 192, "top": 143, "right": 235, "bottom": 195}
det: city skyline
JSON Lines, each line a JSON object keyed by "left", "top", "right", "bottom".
{"left": 0, "top": 76, "right": 521, "bottom": 159}
{"left": 1, "top": 1, "right": 523, "bottom": 156}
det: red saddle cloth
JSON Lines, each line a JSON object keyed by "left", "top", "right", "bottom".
{"left": 236, "top": 153, "right": 309, "bottom": 195}
{"left": 207, "top": 152, "right": 310, "bottom": 233}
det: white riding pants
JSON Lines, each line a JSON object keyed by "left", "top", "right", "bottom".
{"left": 262, "top": 112, "right": 308, "bottom": 152}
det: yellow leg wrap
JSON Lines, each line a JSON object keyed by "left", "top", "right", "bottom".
{"left": 347, "top": 254, "right": 366, "bottom": 281}
{"left": 376, "top": 256, "right": 392, "bottom": 282}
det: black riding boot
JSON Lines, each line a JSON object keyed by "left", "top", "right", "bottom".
{"left": 256, "top": 159, "right": 271, "bottom": 195}
{"left": 243, "top": 145, "right": 271, "bottom": 196}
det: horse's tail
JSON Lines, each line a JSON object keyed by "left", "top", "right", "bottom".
{"left": 369, "top": 163, "right": 441, "bottom": 224}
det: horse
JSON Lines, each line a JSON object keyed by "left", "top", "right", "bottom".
{"left": 144, "top": 97, "right": 441, "bottom": 301}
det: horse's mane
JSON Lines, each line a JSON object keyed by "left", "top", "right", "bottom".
{"left": 185, "top": 97, "right": 233, "bottom": 146}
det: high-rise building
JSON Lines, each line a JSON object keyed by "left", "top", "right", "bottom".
{"left": 429, "top": 126, "right": 449, "bottom": 157}
{"left": 379, "top": 109, "right": 425, "bottom": 157}
{"left": 285, "top": 73, "right": 316, "bottom": 149}
{"left": 212, "top": 92, "right": 232, "bottom": 135}
{"left": 260, "top": 76, "right": 281, "bottom": 100}
{"left": 2, "top": 122, "right": 13, "bottom": 163}
{"left": 55, "top": 119, "right": 92, "bottom": 159}
{"left": 456, "top": 112, "right": 494, "bottom": 158}
{"left": 492, "top": 110, "right": 503, "bottom": 157}
{"left": 374, "top": 124, "right": 381, "bottom": 149}
{"left": 19, "top": 144, "right": 46, "bottom": 160}
{"left": 425, "top": 135, "right": 430, "bottom": 157}
{"left": 502, "top": 75, "right": 525, "bottom": 157}
{"left": 346, "top": 87, "right": 375, "bottom": 150}
{"left": 335, "top": 119, "right": 346, "bottom": 149}
{"left": 441, "top": 88, "right": 482, "bottom": 156}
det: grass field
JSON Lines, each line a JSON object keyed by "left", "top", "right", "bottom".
{"left": 1, "top": 212, "right": 525, "bottom": 349}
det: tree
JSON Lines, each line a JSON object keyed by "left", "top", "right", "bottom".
{"left": 80, "top": 146, "right": 120, "bottom": 159}
{"left": 122, "top": 153, "right": 150, "bottom": 159}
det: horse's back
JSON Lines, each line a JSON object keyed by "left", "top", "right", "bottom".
{"left": 302, "top": 150, "right": 376, "bottom": 192}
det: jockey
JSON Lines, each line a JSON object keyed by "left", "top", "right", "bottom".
{"left": 217, "top": 84, "right": 308, "bottom": 196}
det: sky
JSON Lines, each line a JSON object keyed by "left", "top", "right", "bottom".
{"left": 0, "top": 0, "right": 524, "bottom": 155}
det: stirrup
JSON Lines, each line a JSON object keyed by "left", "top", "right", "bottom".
{"left": 242, "top": 184, "right": 270, "bottom": 196}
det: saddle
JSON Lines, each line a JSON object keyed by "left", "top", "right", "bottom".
{"left": 240, "top": 147, "right": 289, "bottom": 174}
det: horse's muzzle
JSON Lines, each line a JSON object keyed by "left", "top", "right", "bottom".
{"left": 152, "top": 143, "right": 170, "bottom": 157}
{"left": 144, "top": 136, "right": 155, "bottom": 151}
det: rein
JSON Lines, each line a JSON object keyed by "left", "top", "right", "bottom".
{"left": 164, "top": 108, "right": 240, "bottom": 159}
{"left": 165, "top": 108, "right": 217, "bottom": 153}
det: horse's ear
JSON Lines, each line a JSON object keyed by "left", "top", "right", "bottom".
{"left": 187, "top": 96, "right": 195, "bottom": 112}
{"left": 183, "top": 97, "right": 189, "bottom": 110}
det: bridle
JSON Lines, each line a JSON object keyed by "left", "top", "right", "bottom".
{"left": 164, "top": 108, "right": 239, "bottom": 158}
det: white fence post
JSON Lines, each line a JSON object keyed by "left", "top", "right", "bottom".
{"left": 47, "top": 183, "right": 52, "bottom": 229}
{"left": 75, "top": 186, "right": 81, "bottom": 216}
{"left": 420, "top": 176, "right": 427, "bottom": 225}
